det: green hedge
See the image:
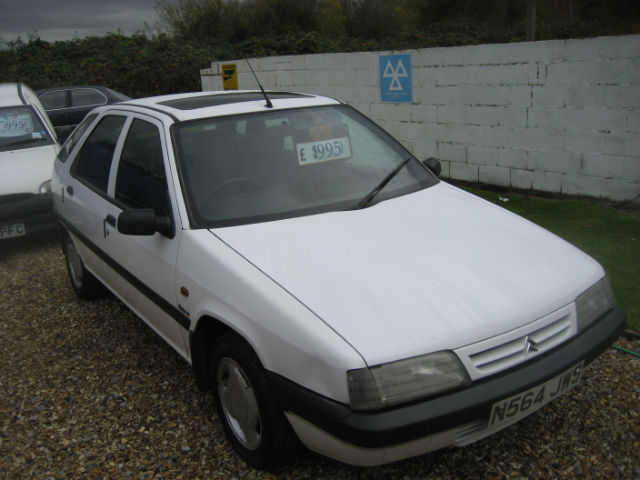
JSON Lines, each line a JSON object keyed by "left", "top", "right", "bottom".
{"left": 0, "top": 34, "right": 220, "bottom": 97}
{"left": 1, "top": 1, "right": 637, "bottom": 99}
{"left": 0, "top": 24, "right": 534, "bottom": 97}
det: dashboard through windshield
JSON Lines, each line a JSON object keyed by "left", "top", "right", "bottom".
{"left": 173, "top": 105, "right": 438, "bottom": 227}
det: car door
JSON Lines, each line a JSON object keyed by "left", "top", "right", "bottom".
{"left": 64, "top": 114, "right": 127, "bottom": 284}
{"left": 63, "top": 112, "right": 187, "bottom": 356}
{"left": 101, "top": 114, "right": 188, "bottom": 356}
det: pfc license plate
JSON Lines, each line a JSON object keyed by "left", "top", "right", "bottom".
{"left": 488, "top": 361, "right": 584, "bottom": 428}
{"left": 0, "top": 223, "right": 26, "bottom": 239}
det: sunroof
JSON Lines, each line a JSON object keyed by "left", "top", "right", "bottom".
{"left": 159, "top": 92, "right": 311, "bottom": 110}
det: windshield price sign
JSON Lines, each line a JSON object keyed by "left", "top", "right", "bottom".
{"left": 0, "top": 111, "right": 33, "bottom": 137}
{"left": 296, "top": 136, "right": 351, "bottom": 166}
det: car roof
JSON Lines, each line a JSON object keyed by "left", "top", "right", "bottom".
{"left": 110, "top": 90, "right": 343, "bottom": 122}
{"left": 0, "top": 83, "right": 31, "bottom": 107}
{"left": 36, "top": 85, "right": 113, "bottom": 93}
{"left": 35, "top": 85, "right": 132, "bottom": 101}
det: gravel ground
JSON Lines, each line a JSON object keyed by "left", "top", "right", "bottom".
{"left": 1, "top": 233, "right": 639, "bottom": 479}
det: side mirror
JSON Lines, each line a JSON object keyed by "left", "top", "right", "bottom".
{"left": 117, "top": 209, "right": 173, "bottom": 237}
{"left": 422, "top": 157, "right": 441, "bottom": 177}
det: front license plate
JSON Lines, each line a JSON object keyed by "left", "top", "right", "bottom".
{"left": 0, "top": 223, "right": 26, "bottom": 239}
{"left": 488, "top": 361, "right": 584, "bottom": 428}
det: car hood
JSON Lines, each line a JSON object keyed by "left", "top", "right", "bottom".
{"left": 0, "top": 144, "right": 58, "bottom": 194}
{"left": 212, "top": 183, "right": 603, "bottom": 365}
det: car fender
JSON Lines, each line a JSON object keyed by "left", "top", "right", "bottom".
{"left": 177, "top": 229, "right": 365, "bottom": 404}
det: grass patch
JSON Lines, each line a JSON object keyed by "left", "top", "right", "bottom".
{"left": 462, "top": 186, "right": 640, "bottom": 330}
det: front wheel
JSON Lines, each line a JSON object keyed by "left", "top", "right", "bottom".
{"left": 211, "top": 333, "right": 301, "bottom": 470}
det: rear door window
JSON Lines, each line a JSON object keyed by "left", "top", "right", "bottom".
{"left": 39, "top": 90, "right": 69, "bottom": 110}
{"left": 71, "top": 88, "right": 107, "bottom": 108}
{"left": 71, "top": 115, "right": 126, "bottom": 194}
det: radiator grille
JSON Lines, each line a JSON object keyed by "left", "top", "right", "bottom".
{"left": 470, "top": 315, "right": 571, "bottom": 373}
{"left": 455, "top": 304, "right": 577, "bottom": 380}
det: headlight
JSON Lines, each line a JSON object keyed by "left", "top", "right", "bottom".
{"left": 347, "top": 351, "right": 471, "bottom": 410}
{"left": 39, "top": 180, "right": 52, "bottom": 194}
{"left": 576, "top": 275, "right": 616, "bottom": 331}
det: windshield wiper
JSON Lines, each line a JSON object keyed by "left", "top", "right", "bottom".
{"left": 358, "top": 156, "right": 412, "bottom": 209}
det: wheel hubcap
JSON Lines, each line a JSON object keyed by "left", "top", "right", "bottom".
{"left": 217, "top": 357, "right": 262, "bottom": 450}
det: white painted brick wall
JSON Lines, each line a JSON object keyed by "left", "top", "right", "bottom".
{"left": 201, "top": 35, "right": 640, "bottom": 202}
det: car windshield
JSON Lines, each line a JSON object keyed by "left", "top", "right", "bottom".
{"left": 173, "top": 105, "right": 437, "bottom": 228}
{"left": 0, "top": 106, "right": 54, "bottom": 151}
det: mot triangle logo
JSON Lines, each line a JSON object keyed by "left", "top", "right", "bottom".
{"left": 383, "top": 59, "right": 408, "bottom": 91}
{"left": 379, "top": 54, "right": 412, "bottom": 103}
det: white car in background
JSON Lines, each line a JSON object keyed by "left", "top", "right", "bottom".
{"left": 51, "top": 90, "right": 625, "bottom": 469}
{"left": 0, "top": 83, "right": 59, "bottom": 240}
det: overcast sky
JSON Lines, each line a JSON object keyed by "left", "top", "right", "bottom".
{"left": 0, "top": 0, "right": 161, "bottom": 43}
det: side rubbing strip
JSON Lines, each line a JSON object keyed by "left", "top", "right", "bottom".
{"left": 60, "top": 218, "right": 191, "bottom": 331}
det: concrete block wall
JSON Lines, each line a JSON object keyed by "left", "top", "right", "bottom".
{"left": 201, "top": 35, "right": 640, "bottom": 202}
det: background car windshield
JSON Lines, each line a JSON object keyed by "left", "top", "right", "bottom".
{"left": 174, "top": 105, "right": 437, "bottom": 227}
{"left": 0, "top": 106, "right": 53, "bottom": 151}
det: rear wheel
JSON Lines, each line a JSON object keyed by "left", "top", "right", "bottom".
{"left": 211, "top": 333, "right": 301, "bottom": 470}
{"left": 62, "top": 232, "right": 105, "bottom": 300}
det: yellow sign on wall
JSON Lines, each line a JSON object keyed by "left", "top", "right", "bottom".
{"left": 222, "top": 63, "right": 238, "bottom": 90}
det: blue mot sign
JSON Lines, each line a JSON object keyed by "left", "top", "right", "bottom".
{"left": 379, "top": 54, "right": 412, "bottom": 103}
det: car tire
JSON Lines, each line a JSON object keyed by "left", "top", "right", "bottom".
{"left": 211, "top": 332, "right": 302, "bottom": 470}
{"left": 62, "top": 231, "right": 105, "bottom": 300}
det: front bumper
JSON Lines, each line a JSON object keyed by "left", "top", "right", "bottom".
{"left": 0, "top": 193, "right": 56, "bottom": 239}
{"left": 269, "top": 307, "right": 626, "bottom": 465}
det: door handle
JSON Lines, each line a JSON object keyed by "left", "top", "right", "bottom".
{"left": 65, "top": 185, "right": 74, "bottom": 196}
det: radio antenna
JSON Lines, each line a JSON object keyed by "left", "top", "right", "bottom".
{"left": 245, "top": 58, "right": 273, "bottom": 108}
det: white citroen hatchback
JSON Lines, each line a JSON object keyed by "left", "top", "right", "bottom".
{"left": 51, "top": 90, "right": 625, "bottom": 469}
